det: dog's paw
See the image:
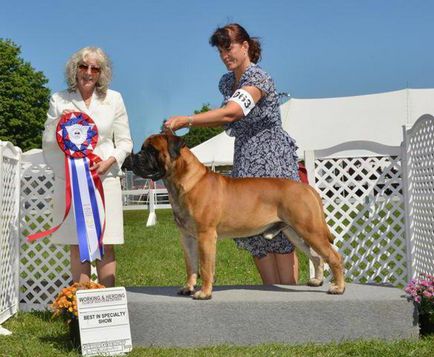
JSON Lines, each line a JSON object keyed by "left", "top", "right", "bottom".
{"left": 192, "top": 290, "right": 212, "bottom": 300}
{"left": 177, "top": 286, "right": 195, "bottom": 296}
{"left": 307, "top": 278, "right": 324, "bottom": 287}
{"left": 327, "top": 284, "right": 345, "bottom": 295}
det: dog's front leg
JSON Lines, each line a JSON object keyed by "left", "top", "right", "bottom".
{"left": 178, "top": 234, "right": 199, "bottom": 296}
{"left": 193, "top": 230, "right": 217, "bottom": 300}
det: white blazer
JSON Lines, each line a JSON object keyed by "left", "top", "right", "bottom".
{"left": 42, "top": 89, "right": 133, "bottom": 179}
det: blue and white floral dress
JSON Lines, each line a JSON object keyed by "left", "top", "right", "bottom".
{"left": 219, "top": 64, "right": 299, "bottom": 258}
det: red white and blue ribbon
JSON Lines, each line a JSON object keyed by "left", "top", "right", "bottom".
{"left": 28, "top": 112, "right": 105, "bottom": 263}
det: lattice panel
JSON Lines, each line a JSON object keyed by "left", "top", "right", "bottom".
{"left": 19, "top": 163, "right": 71, "bottom": 311}
{"left": 0, "top": 146, "right": 20, "bottom": 324}
{"left": 312, "top": 154, "right": 407, "bottom": 286}
{"left": 404, "top": 115, "right": 434, "bottom": 278}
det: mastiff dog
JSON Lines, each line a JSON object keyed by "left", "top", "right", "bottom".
{"left": 124, "top": 133, "right": 345, "bottom": 299}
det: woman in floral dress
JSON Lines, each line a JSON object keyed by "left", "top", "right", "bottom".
{"left": 165, "top": 23, "right": 299, "bottom": 284}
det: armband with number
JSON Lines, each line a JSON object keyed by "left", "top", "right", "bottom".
{"left": 228, "top": 89, "right": 255, "bottom": 116}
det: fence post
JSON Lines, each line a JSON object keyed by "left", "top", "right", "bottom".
{"left": 0, "top": 143, "right": 5, "bottom": 335}
{"left": 304, "top": 150, "right": 316, "bottom": 190}
{"left": 303, "top": 150, "right": 316, "bottom": 279}
{"left": 13, "top": 144, "right": 21, "bottom": 325}
{"left": 146, "top": 181, "right": 157, "bottom": 227}
{"left": 401, "top": 125, "right": 414, "bottom": 282}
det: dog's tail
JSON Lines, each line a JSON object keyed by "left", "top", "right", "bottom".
{"left": 328, "top": 230, "right": 335, "bottom": 243}
{"left": 313, "top": 187, "right": 335, "bottom": 244}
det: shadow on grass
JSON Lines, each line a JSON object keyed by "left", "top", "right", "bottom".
{"left": 39, "top": 333, "right": 81, "bottom": 354}
{"left": 28, "top": 310, "right": 81, "bottom": 354}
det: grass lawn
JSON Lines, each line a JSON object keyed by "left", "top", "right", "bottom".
{"left": 1, "top": 209, "right": 433, "bottom": 356}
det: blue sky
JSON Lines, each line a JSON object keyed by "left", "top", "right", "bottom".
{"left": 2, "top": 1, "right": 434, "bottom": 150}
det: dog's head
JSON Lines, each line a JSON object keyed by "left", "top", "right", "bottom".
{"left": 122, "top": 133, "right": 185, "bottom": 180}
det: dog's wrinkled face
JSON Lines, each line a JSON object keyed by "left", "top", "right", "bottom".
{"left": 122, "top": 134, "right": 185, "bottom": 180}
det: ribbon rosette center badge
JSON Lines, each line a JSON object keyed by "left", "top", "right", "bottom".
{"left": 69, "top": 125, "right": 90, "bottom": 146}
{"left": 28, "top": 112, "right": 105, "bottom": 263}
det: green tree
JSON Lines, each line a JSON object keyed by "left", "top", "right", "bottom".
{"left": 0, "top": 39, "right": 50, "bottom": 151}
{"left": 182, "top": 104, "right": 224, "bottom": 148}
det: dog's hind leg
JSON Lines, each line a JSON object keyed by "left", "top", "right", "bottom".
{"left": 178, "top": 234, "right": 199, "bottom": 296}
{"left": 297, "top": 227, "right": 345, "bottom": 295}
{"left": 282, "top": 227, "right": 324, "bottom": 287}
{"left": 310, "top": 238, "right": 345, "bottom": 294}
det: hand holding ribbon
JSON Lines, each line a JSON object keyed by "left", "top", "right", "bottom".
{"left": 90, "top": 157, "right": 117, "bottom": 176}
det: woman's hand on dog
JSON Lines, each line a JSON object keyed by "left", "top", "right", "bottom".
{"left": 165, "top": 116, "right": 189, "bottom": 131}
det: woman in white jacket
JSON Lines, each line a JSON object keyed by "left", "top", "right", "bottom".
{"left": 42, "top": 47, "right": 133, "bottom": 287}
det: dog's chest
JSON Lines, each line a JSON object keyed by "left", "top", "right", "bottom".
{"left": 165, "top": 181, "right": 197, "bottom": 234}
{"left": 171, "top": 199, "right": 196, "bottom": 234}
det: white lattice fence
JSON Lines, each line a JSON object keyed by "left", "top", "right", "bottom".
{"left": 19, "top": 161, "right": 71, "bottom": 311}
{"left": 403, "top": 114, "right": 434, "bottom": 278}
{"left": 0, "top": 142, "right": 21, "bottom": 324}
{"left": 305, "top": 141, "right": 408, "bottom": 286}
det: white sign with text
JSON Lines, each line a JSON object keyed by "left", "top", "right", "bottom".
{"left": 76, "top": 287, "right": 132, "bottom": 356}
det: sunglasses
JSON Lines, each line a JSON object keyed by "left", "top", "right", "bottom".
{"left": 78, "top": 64, "right": 101, "bottom": 74}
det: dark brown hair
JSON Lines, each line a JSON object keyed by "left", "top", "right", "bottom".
{"left": 209, "top": 23, "right": 262, "bottom": 63}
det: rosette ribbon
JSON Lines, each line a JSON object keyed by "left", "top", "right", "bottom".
{"left": 28, "top": 112, "right": 105, "bottom": 262}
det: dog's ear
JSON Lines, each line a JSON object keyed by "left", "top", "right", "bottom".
{"left": 162, "top": 126, "right": 172, "bottom": 136}
{"left": 121, "top": 152, "right": 134, "bottom": 171}
{"left": 167, "top": 134, "right": 186, "bottom": 160}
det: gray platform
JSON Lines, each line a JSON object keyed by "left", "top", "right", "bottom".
{"left": 126, "top": 283, "right": 418, "bottom": 347}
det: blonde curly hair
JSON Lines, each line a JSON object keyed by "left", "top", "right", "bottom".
{"left": 65, "top": 47, "right": 112, "bottom": 98}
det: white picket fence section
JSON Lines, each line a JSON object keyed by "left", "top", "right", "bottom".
{"left": 122, "top": 170, "right": 171, "bottom": 212}
{"left": 19, "top": 160, "right": 71, "bottom": 312}
{"left": 0, "top": 142, "right": 21, "bottom": 327}
{"left": 402, "top": 114, "right": 434, "bottom": 279}
{"left": 122, "top": 187, "right": 170, "bottom": 227}
{"left": 305, "top": 141, "right": 407, "bottom": 286}
{"left": 122, "top": 188, "right": 171, "bottom": 211}
{"left": 0, "top": 114, "right": 434, "bottom": 320}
